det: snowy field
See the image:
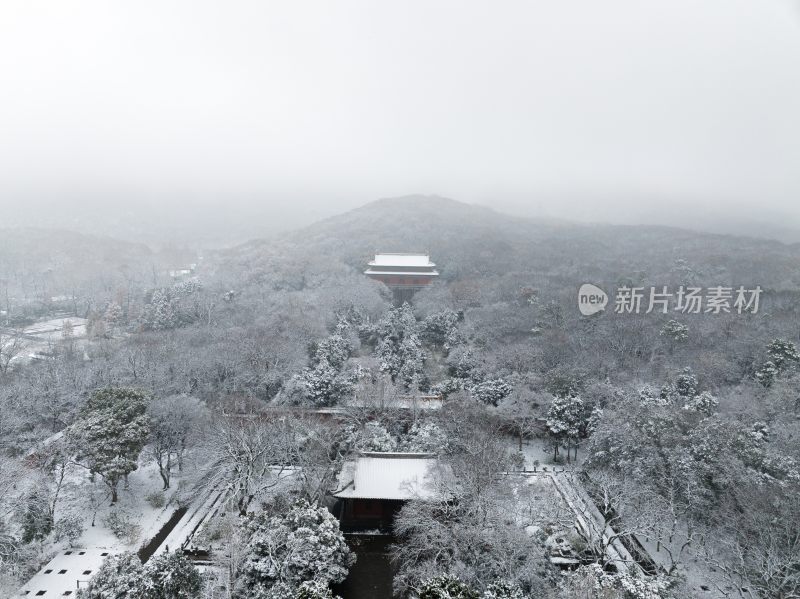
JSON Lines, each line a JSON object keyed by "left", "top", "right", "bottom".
{"left": 3, "top": 317, "right": 88, "bottom": 366}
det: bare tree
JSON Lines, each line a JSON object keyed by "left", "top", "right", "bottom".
{"left": 701, "top": 485, "right": 800, "bottom": 599}
{"left": 0, "top": 328, "right": 25, "bottom": 374}
{"left": 148, "top": 394, "right": 209, "bottom": 489}
{"left": 204, "top": 412, "right": 302, "bottom": 515}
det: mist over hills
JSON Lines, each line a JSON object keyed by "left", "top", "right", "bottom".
{"left": 222, "top": 195, "right": 800, "bottom": 294}
{"left": 3, "top": 195, "right": 799, "bottom": 316}
{"left": 3, "top": 192, "right": 800, "bottom": 249}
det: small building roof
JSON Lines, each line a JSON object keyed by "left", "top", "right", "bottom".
{"left": 16, "top": 547, "right": 120, "bottom": 598}
{"left": 369, "top": 253, "right": 435, "bottom": 268}
{"left": 333, "top": 453, "right": 441, "bottom": 501}
{"left": 344, "top": 394, "right": 444, "bottom": 411}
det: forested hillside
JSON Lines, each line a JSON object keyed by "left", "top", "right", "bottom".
{"left": 1, "top": 197, "right": 799, "bottom": 598}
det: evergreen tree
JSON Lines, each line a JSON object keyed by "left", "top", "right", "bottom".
{"left": 469, "top": 378, "right": 512, "bottom": 406}
{"left": 482, "top": 581, "right": 525, "bottom": 599}
{"left": 77, "top": 552, "right": 144, "bottom": 598}
{"left": 376, "top": 303, "right": 428, "bottom": 388}
{"left": 141, "top": 551, "right": 203, "bottom": 599}
{"left": 238, "top": 499, "right": 354, "bottom": 596}
{"left": 766, "top": 338, "right": 800, "bottom": 371}
{"left": 417, "top": 575, "right": 478, "bottom": 599}
{"left": 659, "top": 319, "right": 689, "bottom": 344}
{"left": 346, "top": 421, "right": 398, "bottom": 452}
{"left": 295, "top": 581, "right": 342, "bottom": 599}
{"left": 546, "top": 395, "right": 587, "bottom": 462}
{"left": 68, "top": 388, "right": 151, "bottom": 503}
{"left": 19, "top": 486, "right": 53, "bottom": 543}
{"left": 404, "top": 421, "right": 449, "bottom": 453}
{"left": 77, "top": 551, "right": 202, "bottom": 599}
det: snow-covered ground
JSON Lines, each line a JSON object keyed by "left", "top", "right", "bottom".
{"left": 23, "top": 318, "right": 87, "bottom": 341}
{"left": 504, "top": 436, "right": 585, "bottom": 471}
{"left": 4, "top": 317, "right": 89, "bottom": 366}
{"left": 16, "top": 547, "right": 121, "bottom": 597}
{"left": 56, "top": 460, "right": 188, "bottom": 552}
{"left": 15, "top": 455, "right": 202, "bottom": 597}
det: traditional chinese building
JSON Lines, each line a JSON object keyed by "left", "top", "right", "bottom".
{"left": 364, "top": 253, "right": 439, "bottom": 303}
{"left": 332, "top": 452, "right": 443, "bottom": 531}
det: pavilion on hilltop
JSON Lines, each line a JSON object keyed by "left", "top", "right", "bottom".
{"left": 364, "top": 252, "right": 439, "bottom": 303}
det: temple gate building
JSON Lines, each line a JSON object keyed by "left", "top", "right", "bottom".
{"left": 364, "top": 252, "right": 439, "bottom": 303}
{"left": 332, "top": 452, "right": 443, "bottom": 531}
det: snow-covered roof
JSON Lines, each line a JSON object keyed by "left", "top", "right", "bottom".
{"left": 334, "top": 453, "right": 441, "bottom": 501}
{"left": 344, "top": 394, "right": 444, "bottom": 411}
{"left": 17, "top": 547, "right": 120, "bottom": 598}
{"left": 363, "top": 269, "right": 439, "bottom": 277}
{"left": 369, "top": 253, "right": 435, "bottom": 268}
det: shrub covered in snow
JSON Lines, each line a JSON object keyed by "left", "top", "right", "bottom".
{"left": 53, "top": 514, "right": 84, "bottom": 546}
{"left": 481, "top": 581, "right": 525, "bottom": 598}
{"left": 557, "top": 563, "right": 673, "bottom": 599}
{"left": 295, "top": 580, "right": 343, "bottom": 599}
{"left": 103, "top": 509, "right": 141, "bottom": 544}
{"left": 417, "top": 575, "right": 478, "bottom": 599}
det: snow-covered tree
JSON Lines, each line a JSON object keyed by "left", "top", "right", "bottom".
{"left": 557, "top": 563, "right": 673, "bottom": 599}
{"left": 147, "top": 394, "right": 207, "bottom": 489}
{"left": 661, "top": 367, "right": 699, "bottom": 401}
{"left": 19, "top": 486, "right": 52, "bottom": 543}
{"left": 766, "top": 338, "right": 800, "bottom": 371}
{"left": 755, "top": 360, "right": 779, "bottom": 388}
{"left": 376, "top": 303, "right": 428, "bottom": 388}
{"left": 312, "top": 322, "right": 354, "bottom": 370}
{"left": 144, "top": 288, "right": 182, "bottom": 331}
{"left": 417, "top": 575, "right": 478, "bottom": 599}
{"left": 345, "top": 421, "right": 398, "bottom": 453}
{"left": 682, "top": 390, "right": 718, "bottom": 416}
{"left": 545, "top": 395, "right": 586, "bottom": 462}
{"left": 68, "top": 388, "right": 151, "bottom": 503}
{"left": 295, "top": 581, "right": 342, "bottom": 599}
{"left": 447, "top": 348, "right": 477, "bottom": 380}
{"left": 404, "top": 421, "right": 449, "bottom": 453}
{"left": 468, "top": 379, "right": 512, "bottom": 406}
{"left": 586, "top": 405, "right": 603, "bottom": 436}
{"left": 77, "top": 552, "right": 144, "bottom": 598}
{"left": 421, "top": 309, "right": 460, "bottom": 347}
{"left": 104, "top": 301, "right": 124, "bottom": 328}
{"left": 293, "top": 357, "right": 356, "bottom": 407}
{"left": 77, "top": 551, "right": 202, "bottom": 599}
{"left": 481, "top": 581, "right": 525, "bottom": 599}
{"left": 207, "top": 414, "right": 300, "bottom": 516}
{"left": 238, "top": 499, "right": 353, "bottom": 596}
{"left": 659, "top": 319, "right": 689, "bottom": 344}
{"left": 141, "top": 551, "right": 203, "bottom": 599}
{"left": 53, "top": 514, "right": 84, "bottom": 546}
{"left": 756, "top": 339, "right": 800, "bottom": 387}
{"left": 430, "top": 378, "right": 463, "bottom": 399}
{"left": 543, "top": 369, "right": 582, "bottom": 399}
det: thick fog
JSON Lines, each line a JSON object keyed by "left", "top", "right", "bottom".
{"left": 1, "top": 0, "right": 799, "bottom": 243}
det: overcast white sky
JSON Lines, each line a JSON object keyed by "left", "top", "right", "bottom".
{"left": 1, "top": 0, "right": 799, "bottom": 233}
